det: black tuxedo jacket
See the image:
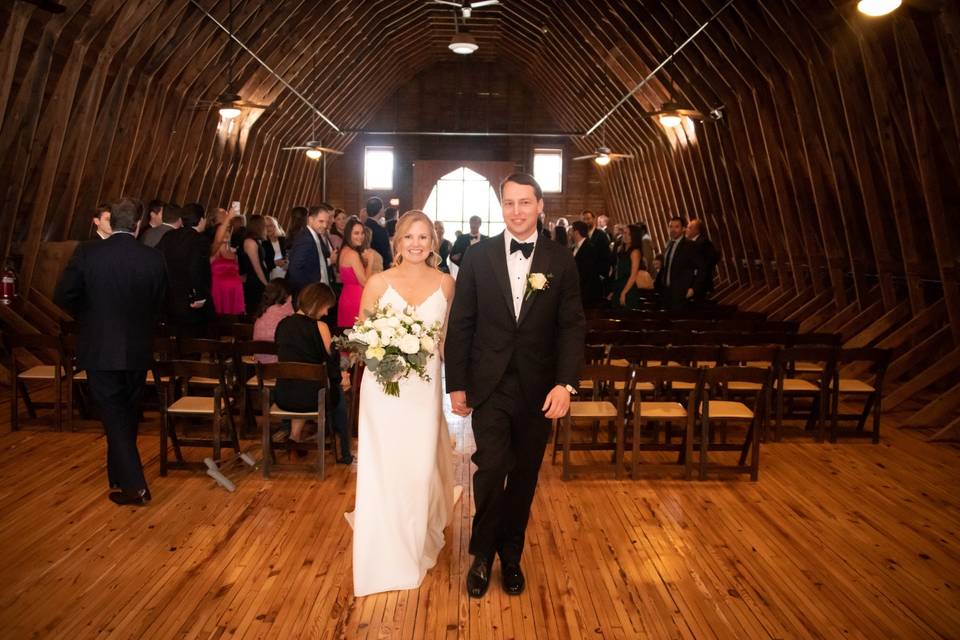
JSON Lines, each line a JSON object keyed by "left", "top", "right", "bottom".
{"left": 449, "top": 233, "right": 487, "bottom": 266}
{"left": 156, "top": 227, "right": 213, "bottom": 326}
{"left": 655, "top": 237, "right": 701, "bottom": 298}
{"left": 287, "top": 229, "right": 327, "bottom": 292}
{"left": 54, "top": 234, "right": 167, "bottom": 370}
{"left": 365, "top": 219, "right": 393, "bottom": 268}
{"left": 691, "top": 235, "right": 719, "bottom": 297}
{"left": 574, "top": 240, "right": 604, "bottom": 307}
{"left": 446, "top": 234, "right": 585, "bottom": 407}
{"left": 589, "top": 228, "right": 611, "bottom": 277}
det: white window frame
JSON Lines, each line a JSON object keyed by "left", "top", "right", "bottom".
{"left": 533, "top": 148, "right": 563, "bottom": 193}
{"left": 364, "top": 146, "right": 394, "bottom": 191}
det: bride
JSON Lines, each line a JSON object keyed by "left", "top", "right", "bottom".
{"left": 347, "top": 210, "right": 460, "bottom": 597}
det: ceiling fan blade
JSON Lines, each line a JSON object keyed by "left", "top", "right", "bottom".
{"left": 572, "top": 155, "right": 597, "bottom": 161}
{"left": 470, "top": 0, "right": 500, "bottom": 7}
{"left": 282, "top": 146, "right": 311, "bottom": 151}
{"left": 609, "top": 153, "right": 635, "bottom": 159}
{"left": 234, "top": 100, "right": 270, "bottom": 109}
{"left": 433, "top": 0, "right": 462, "bottom": 6}
{"left": 314, "top": 147, "right": 344, "bottom": 155}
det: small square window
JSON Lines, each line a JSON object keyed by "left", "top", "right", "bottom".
{"left": 364, "top": 147, "right": 394, "bottom": 190}
{"left": 533, "top": 148, "right": 562, "bottom": 193}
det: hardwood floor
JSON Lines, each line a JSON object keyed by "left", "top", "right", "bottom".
{"left": 0, "top": 399, "right": 958, "bottom": 639}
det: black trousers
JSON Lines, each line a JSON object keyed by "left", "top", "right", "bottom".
{"left": 86, "top": 370, "right": 148, "bottom": 492}
{"left": 469, "top": 371, "right": 551, "bottom": 563}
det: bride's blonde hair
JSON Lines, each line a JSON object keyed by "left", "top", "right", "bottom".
{"left": 392, "top": 210, "right": 440, "bottom": 269}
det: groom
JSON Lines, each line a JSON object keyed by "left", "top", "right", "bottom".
{"left": 446, "top": 173, "right": 585, "bottom": 597}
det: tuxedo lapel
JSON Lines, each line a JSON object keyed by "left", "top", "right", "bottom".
{"left": 487, "top": 235, "right": 516, "bottom": 323}
{"left": 517, "top": 240, "right": 551, "bottom": 327}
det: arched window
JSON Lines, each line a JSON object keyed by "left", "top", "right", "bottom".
{"left": 423, "top": 167, "right": 505, "bottom": 243}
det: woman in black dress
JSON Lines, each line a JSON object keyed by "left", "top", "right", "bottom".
{"left": 274, "top": 282, "right": 352, "bottom": 463}
{"left": 239, "top": 214, "right": 269, "bottom": 314}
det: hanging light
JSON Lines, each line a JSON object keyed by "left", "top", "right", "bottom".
{"left": 857, "top": 0, "right": 902, "bottom": 16}
{"left": 449, "top": 32, "right": 478, "bottom": 55}
{"left": 658, "top": 113, "right": 683, "bottom": 128}
{"left": 305, "top": 148, "right": 323, "bottom": 160}
{"left": 594, "top": 154, "right": 611, "bottom": 166}
{"left": 219, "top": 106, "right": 241, "bottom": 120}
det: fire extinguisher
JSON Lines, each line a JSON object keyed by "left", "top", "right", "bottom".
{"left": 1, "top": 266, "right": 16, "bottom": 305}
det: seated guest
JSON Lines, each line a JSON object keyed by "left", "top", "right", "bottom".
{"left": 435, "top": 221, "right": 452, "bottom": 273}
{"left": 140, "top": 202, "right": 181, "bottom": 248}
{"left": 570, "top": 221, "right": 603, "bottom": 308}
{"left": 613, "top": 224, "right": 653, "bottom": 309}
{"left": 275, "top": 283, "right": 352, "bottom": 463}
{"left": 263, "top": 215, "right": 288, "bottom": 280}
{"left": 157, "top": 204, "right": 213, "bottom": 338}
{"left": 449, "top": 215, "right": 486, "bottom": 267}
{"left": 253, "top": 279, "right": 294, "bottom": 363}
{"left": 363, "top": 227, "right": 384, "bottom": 274}
{"left": 91, "top": 203, "right": 112, "bottom": 240}
{"left": 210, "top": 233, "right": 245, "bottom": 315}
{"left": 337, "top": 217, "right": 369, "bottom": 329}
{"left": 239, "top": 215, "right": 270, "bottom": 315}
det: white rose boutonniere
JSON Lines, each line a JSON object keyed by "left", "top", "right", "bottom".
{"left": 524, "top": 272, "right": 552, "bottom": 300}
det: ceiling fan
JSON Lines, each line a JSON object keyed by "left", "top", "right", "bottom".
{"left": 573, "top": 146, "right": 634, "bottom": 166}
{"left": 282, "top": 141, "right": 343, "bottom": 160}
{"left": 432, "top": 0, "right": 499, "bottom": 19}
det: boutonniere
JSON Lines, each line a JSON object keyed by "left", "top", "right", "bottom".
{"left": 524, "top": 272, "right": 552, "bottom": 300}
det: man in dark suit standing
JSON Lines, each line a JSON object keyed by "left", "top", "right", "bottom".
{"left": 55, "top": 198, "right": 167, "bottom": 505}
{"left": 655, "top": 216, "right": 702, "bottom": 312}
{"left": 157, "top": 205, "right": 213, "bottom": 337}
{"left": 569, "top": 220, "right": 603, "bottom": 308}
{"left": 447, "top": 173, "right": 585, "bottom": 599}
{"left": 581, "top": 210, "right": 611, "bottom": 283}
{"left": 449, "top": 215, "right": 487, "bottom": 268}
{"left": 686, "top": 218, "right": 719, "bottom": 302}
{"left": 287, "top": 204, "right": 333, "bottom": 294}
{"left": 361, "top": 197, "right": 393, "bottom": 268}
{"left": 139, "top": 204, "right": 181, "bottom": 248}
{"left": 91, "top": 203, "right": 112, "bottom": 240}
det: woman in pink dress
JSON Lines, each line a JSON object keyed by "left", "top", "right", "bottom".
{"left": 337, "top": 217, "right": 370, "bottom": 329}
{"left": 210, "top": 238, "right": 245, "bottom": 314}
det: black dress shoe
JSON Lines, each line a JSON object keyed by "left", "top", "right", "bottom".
{"left": 466, "top": 554, "right": 492, "bottom": 598}
{"left": 501, "top": 561, "right": 525, "bottom": 595}
{"left": 109, "top": 488, "right": 151, "bottom": 506}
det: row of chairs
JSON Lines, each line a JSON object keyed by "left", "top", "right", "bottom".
{"left": 586, "top": 329, "right": 838, "bottom": 349}
{"left": 587, "top": 317, "right": 799, "bottom": 334}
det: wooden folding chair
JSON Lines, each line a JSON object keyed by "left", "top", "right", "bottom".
{"left": 699, "top": 366, "right": 772, "bottom": 481}
{"left": 233, "top": 340, "right": 279, "bottom": 436}
{"left": 256, "top": 361, "right": 330, "bottom": 479}
{"left": 775, "top": 346, "right": 836, "bottom": 442}
{"left": 721, "top": 345, "right": 781, "bottom": 440}
{"left": 231, "top": 323, "right": 254, "bottom": 342}
{"left": 556, "top": 364, "right": 633, "bottom": 480}
{"left": 3, "top": 333, "right": 69, "bottom": 431}
{"left": 158, "top": 359, "right": 239, "bottom": 475}
{"left": 628, "top": 366, "right": 703, "bottom": 480}
{"left": 830, "top": 347, "right": 891, "bottom": 443}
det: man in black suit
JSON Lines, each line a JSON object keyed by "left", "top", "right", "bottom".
{"left": 139, "top": 203, "right": 181, "bottom": 248}
{"left": 449, "top": 215, "right": 487, "bottom": 268}
{"left": 569, "top": 220, "right": 603, "bottom": 308}
{"left": 361, "top": 197, "right": 393, "bottom": 268}
{"left": 91, "top": 203, "right": 112, "bottom": 240}
{"left": 655, "top": 216, "right": 702, "bottom": 312}
{"left": 581, "top": 210, "right": 611, "bottom": 282}
{"left": 54, "top": 198, "right": 167, "bottom": 505}
{"left": 686, "top": 218, "right": 719, "bottom": 302}
{"left": 447, "top": 173, "right": 585, "bottom": 599}
{"left": 287, "top": 204, "right": 333, "bottom": 294}
{"left": 157, "top": 205, "right": 213, "bottom": 337}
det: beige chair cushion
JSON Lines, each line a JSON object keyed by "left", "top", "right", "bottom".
{"left": 794, "top": 361, "right": 823, "bottom": 373}
{"left": 638, "top": 402, "right": 686, "bottom": 419}
{"left": 247, "top": 376, "right": 276, "bottom": 388}
{"left": 702, "top": 400, "right": 753, "bottom": 419}
{"left": 609, "top": 358, "right": 630, "bottom": 367}
{"left": 777, "top": 378, "right": 819, "bottom": 392}
{"left": 727, "top": 381, "right": 762, "bottom": 391}
{"left": 168, "top": 396, "right": 216, "bottom": 415}
{"left": 269, "top": 403, "right": 318, "bottom": 418}
{"left": 569, "top": 401, "right": 617, "bottom": 419}
{"left": 835, "top": 378, "right": 875, "bottom": 394}
{"left": 188, "top": 376, "right": 221, "bottom": 386}
{"left": 745, "top": 361, "right": 773, "bottom": 368}
{"left": 18, "top": 365, "right": 62, "bottom": 380}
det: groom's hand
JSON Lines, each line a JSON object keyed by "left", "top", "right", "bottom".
{"left": 450, "top": 391, "right": 472, "bottom": 417}
{"left": 542, "top": 386, "right": 571, "bottom": 420}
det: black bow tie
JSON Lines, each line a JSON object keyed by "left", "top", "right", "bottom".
{"left": 510, "top": 239, "right": 534, "bottom": 258}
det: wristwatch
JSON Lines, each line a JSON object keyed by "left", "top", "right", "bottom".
{"left": 563, "top": 384, "right": 578, "bottom": 396}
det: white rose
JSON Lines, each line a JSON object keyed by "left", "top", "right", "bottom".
{"left": 364, "top": 331, "right": 380, "bottom": 348}
{"left": 410, "top": 323, "right": 422, "bottom": 335}
{"left": 420, "top": 335, "right": 435, "bottom": 353}
{"left": 373, "top": 317, "right": 391, "bottom": 330}
{"left": 387, "top": 316, "right": 401, "bottom": 328}
{"left": 529, "top": 273, "right": 548, "bottom": 290}
{"left": 365, "top": 345, "right": 386, "bottom": 361}
{"left": 379, "top": 327, "right": 395, "bottom": 345}
{"left": 399, "top": 334, "right": 421, "bottom": 355}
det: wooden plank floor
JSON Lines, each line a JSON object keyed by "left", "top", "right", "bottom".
{"left": 0, "top": 397, "right": 958, "bottom": 639}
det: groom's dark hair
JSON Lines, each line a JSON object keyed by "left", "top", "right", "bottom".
{"left": 500, "top": 173, "right": 543, "bottom": 201}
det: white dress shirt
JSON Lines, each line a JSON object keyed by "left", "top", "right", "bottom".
{"left": 572, "top": 237, "right": 586, "bottom": 256}
{"left": 307, "top": 227, "right": 329, "bottom": 284}
{"left": 504, "top": 229, "right": 538, "bottom": 319}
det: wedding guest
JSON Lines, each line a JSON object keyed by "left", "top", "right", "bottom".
{"left": 613, "top": 224, "right": 653, "bottom": 309}
{"left": 91, "top": 203, "right": 111, "bottom": 240}
{"left": 570, "top": 221, "right": 603, "bottom": 308}
{"left": 581, "top": 210, "right": 611, "bottom": 285}
{"left": 363, "top": 227, "right": 384, "bottom": 274}
{"left": 239, "top": 214, "right": 269, "bottom": 314}
{"left": 554, "top": 217, "right": 568, "bottom": 247}
{"left": 157, "top": 205, "right": 213, "bottom": 338}
{"left": 686, "top": 218, "right": 719, "bottom": 303}
{"left": 362, "top": 197, "right": 393, "bottom": 268}
{"left": 435, "top": 220, "right": 452, "bottom": 273}
{"left": 263, "top": 215, "right": 288, "bottom": 280}
{"left": 449, "top": 215, "right": 486, "bottom": 267}
{"left": 337, "top": 217, "right": 369, "bottom": 329}
{"left": 384, "top": 206, "right": 399, "bottom": 239}
{"left": 54, "top": 197, "right": 166, "bottom": 505}
{"left": 210, "top": 210, "right": 241, "bottom": 258}
{"left": 203, "top": 206, "right": 227, "bottom": 244}
{"left": 655, "top": 216, "right": 701, "bottom": 311}
{"left": 287, "top": 204, "right": 333, "bottom": 295}
{"left": 141, "top": 199, "right": 164, "bottom": 231}
{"left": 253, "top": 278, "right": 294, "bottom": 363}
{"left": 637, "top": 222, "right": 655, "bottom": 275}
{"left": 275, "top": 282, "right": 352, "bottom": 463}
{"left": 652, "top": 253, "right": 664, "bottom": 282}
{"left": 287, "top": 206, "right": 308, "bottom": 242}
{"left": 210, "top": 232, "right": 245, "bottom": 315}
{"left": 140, "top": 203, "right": 181, "bottom": 248}
{"left": 331, "top": 208, "right": 347, "bottom": 242}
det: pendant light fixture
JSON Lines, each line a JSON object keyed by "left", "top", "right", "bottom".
{"left": 857, "top": 0, "right": 902, "bottom": 16}
{"left": 448, "top": 11, "right": 478, "bottom": 54}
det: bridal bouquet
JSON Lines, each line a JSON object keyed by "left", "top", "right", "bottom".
{"left": 335, "top": 304, "right": 443, "bottom": 397}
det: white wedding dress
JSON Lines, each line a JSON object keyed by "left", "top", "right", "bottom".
{"left": 348, "top": 284, "right": 458, "bottom": 597}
